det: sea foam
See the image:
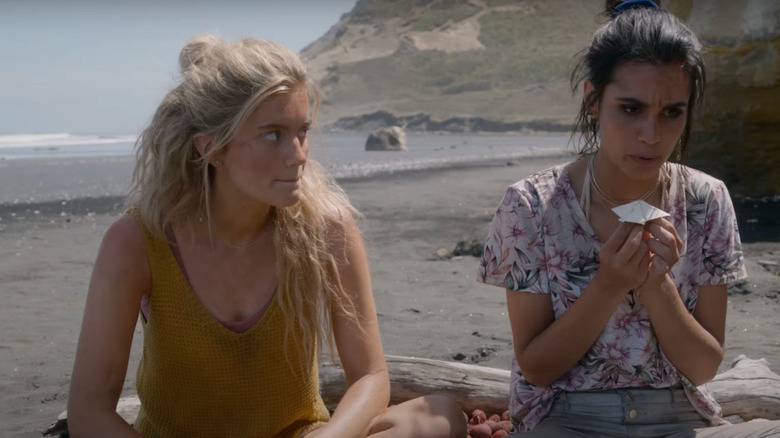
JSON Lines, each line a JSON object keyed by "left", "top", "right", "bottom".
{"left": 0, "top": 133, "right": 138, "bottom": 149}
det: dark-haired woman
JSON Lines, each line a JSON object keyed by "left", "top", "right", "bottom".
{"left": 478, "top": 1, "right": 780, "bottom": 436}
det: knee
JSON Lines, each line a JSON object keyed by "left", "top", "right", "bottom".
{"left": 371, "top": 394, "right": 466, "bottom": 438}
{"left": 418, "top": 394, "right": 467, "bottom": 438}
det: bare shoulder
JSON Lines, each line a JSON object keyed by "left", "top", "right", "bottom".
{"left": 93, "top": 213, "right": 151, "bottom": 298}
{"left": 101, "top": 214, "right": 147, "bottom": 265}
{"left": 104, "top": 213, "right": 145, "bottom": 244}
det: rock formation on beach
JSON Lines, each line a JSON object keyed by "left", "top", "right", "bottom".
{"left": 302, "top": 0, "right": 780, "bottom": 198}
{"left": 365, "top": 126, "right": 408, "bottom": 151}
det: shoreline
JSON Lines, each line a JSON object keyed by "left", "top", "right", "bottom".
{"left": 1, "top": 152, "right": 776, "bottom": 243}
{"left": 1, "top": 155, "right": 778, "bottom": 437}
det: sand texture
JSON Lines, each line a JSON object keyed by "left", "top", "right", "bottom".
{"left": 1, "top": 155, "right": 778, "bottom": 437}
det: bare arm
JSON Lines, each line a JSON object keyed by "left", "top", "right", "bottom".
{"left": 307, "top": 214, "right": 390, "bottom": 438}
{"left": 67, "top": 214, "right": 149, "bottom": 438}
{"left": 508, "top": 222, "right": 650, "bottom": 386}
{"left": 638, "top": 219, "right": 725, "bottom": 385}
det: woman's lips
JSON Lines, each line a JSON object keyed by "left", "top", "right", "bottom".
{"left": 275, "top": 178, "right": 301, "bottom": 186}
{"left": 629, "top": 155, "right": 659, "bottom": 164}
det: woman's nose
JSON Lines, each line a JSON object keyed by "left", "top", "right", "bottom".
{"left": 638, "top": 115, "right": 660, "bottom": 145}
{"left": 286, "top": 136, "right": 308, "bottom": 167}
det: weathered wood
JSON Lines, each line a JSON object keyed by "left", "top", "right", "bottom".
{"left": 320, "top": 355, "right": 510, "bottom": 413}
{"left": 44, "top": 397, "right": 140, "bottom": 436}
{"left": 708, "top": 355, "right": 780, "bottom": 421}
{"left": 43, "top": 354, "right": 780, "bottom": 436}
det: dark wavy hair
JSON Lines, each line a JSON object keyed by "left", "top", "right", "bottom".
{"left": 571, "top": 0, "right": 706, "bottom": 159}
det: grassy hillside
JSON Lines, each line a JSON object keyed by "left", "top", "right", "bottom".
{"left": 302, "top": 0, "right": 780, "bottom": 198}
{"left": 302, "top": 0, "right": 603, "bottom": 128}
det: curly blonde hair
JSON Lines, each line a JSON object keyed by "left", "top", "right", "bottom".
{"left": 127, "top": 34, "right": 358, "bottom": 371}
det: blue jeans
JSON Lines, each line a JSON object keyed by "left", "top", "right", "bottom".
{"left": 513, "top": 387, "right": 780, "bottom": 437}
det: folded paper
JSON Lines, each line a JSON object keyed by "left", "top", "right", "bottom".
{"left": 611, "top": 200, "right": 670, "bottom": 225}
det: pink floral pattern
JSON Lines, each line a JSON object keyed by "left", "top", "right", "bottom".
{"left": 478, "top": 163, "right": 746, "bottom": 431}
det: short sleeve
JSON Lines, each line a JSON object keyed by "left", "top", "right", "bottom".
{"left": 698, "top": 181, "right": 747, "bottom": 285}
{"left": 478, "top": 183, "right": 548, "bottom": 294}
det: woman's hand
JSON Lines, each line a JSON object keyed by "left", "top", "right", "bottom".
{"left": 642, "top": 218, "right": 683, "bottom": 286}
{"left": 636, "top": 218, "right": 725, "bottom": 385}
{"left": 597, "top": 221, "right": 651, "bottom": 294}
{"left": 506, "top": 222, "right": 654, "bottom": 386}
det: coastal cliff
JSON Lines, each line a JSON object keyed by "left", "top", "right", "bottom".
{"left": 301, "top": 0, "right": 601, "bottom": 129}
{"left": 671, "top": 0, "right": 780, "bottom": 197}
{"left": 302, "top": 0, "right": 780, "bottom": 196}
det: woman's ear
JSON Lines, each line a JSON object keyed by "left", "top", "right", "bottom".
{"left": 583, "top": 81, "right": 598, "bottom": 118}
{"left": 193, "top": 133, "right": 212, "bottom": 159}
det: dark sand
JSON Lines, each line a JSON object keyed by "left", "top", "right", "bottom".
{"left": 1, "top": 154, "right": 778, "bottom": 437}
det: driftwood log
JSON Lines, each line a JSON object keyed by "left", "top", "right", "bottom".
{"left": 43, "top": 354, "right": 780, "bottom": 436}
{"left": 708, "top": 355, "right": 780, "bottom": 421}
{"left": 320, "top": 355, "right": 510, "bottom": 412}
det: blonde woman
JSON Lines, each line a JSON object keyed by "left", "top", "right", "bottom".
{"left": 67, "top": 34, "right": 465, "bottom": 438}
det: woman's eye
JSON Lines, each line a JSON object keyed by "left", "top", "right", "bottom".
{"left": 664, "top": 108, "right": 684, "bottom": 118}
{"left": 297, "top": 128, "right": 310, "bottom": 142}
{"left": 263, "top": 131, "right": 280, "bottom": 142}
{"left": 621, "top": 105, "right": 639, "bottom": 115}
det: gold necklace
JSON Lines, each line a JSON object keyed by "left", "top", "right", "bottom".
{"left": 587, "top": 153, "right": 659, "bottom": 208}
{"left": 200, "top": 216, "right": 272, "bottom": 250}
{"left": 215, "top": 232, "right": 267, "bottom": 249}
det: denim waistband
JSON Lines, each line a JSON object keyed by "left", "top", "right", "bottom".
{"left": 550, "top": 386, "right": 704, "bottom": 425}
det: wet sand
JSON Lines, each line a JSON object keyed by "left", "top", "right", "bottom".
{"left": 1, "top": 154, "right": 778, "bottom": 437}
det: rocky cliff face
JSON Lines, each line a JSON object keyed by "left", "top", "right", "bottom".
{"left": 671, "top": 0, "right": 780, "bottom": 197}
{"left": 301, "top": 0, "right": 601, "bottom": 127}
{"left": 303, "top": 0, "right": 779, "bottom": 196}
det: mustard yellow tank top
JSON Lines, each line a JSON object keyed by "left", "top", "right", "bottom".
{"left": 133, "top": 217, "right": 329, "bottom": 437}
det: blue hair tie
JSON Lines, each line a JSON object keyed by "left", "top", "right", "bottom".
{"left": 611, "top": 0, "right": 660, "bottom": 19}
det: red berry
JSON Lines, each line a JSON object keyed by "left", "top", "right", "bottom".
{"left": 501, "top": 410, "right": 510, "bottom": 421}
{"left": 484, "top": 420, "right": 500, "bottom": 433}
{"left": 469, "top": 409, "right": 487, "bottom": 425}
{"left": 488, "top": 413, "right": 501, "bottom": 422}
{"left": 468, "top": 423, "right": 492, "bottom": 438}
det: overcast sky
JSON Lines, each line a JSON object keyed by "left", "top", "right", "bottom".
{"left": 0, "top": 0, "right": 358, "bottom": 135}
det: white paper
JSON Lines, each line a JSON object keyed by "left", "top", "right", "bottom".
{"left": 611, "top": 200, "right": 670, "bottom": 225}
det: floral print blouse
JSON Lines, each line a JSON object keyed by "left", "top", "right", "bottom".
{"left": 477, "top": 162, "right": 746, "bottom": 431}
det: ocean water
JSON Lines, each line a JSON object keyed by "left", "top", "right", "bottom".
{"left": 0, "top": 133, "right": 139, "bottom": 160}
{"left": 0, "top": 131, "right": 572, "bottom": 179}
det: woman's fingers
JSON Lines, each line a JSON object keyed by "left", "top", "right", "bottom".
{"left": 602, "top": 221, "right": 636, "bottom": 253}
{"left": 645, "top": 222, "right": 675, "bottom": 249}
{"left": 646, "top": 238, "right": 677, "bottom": 266}
{"left": 599, "top": 223, "right": 650, "bottom": 291}
{"left": 640, "top": 248, "right": 652, "bottom": 270}
{"left": 616, "top": 224, "right": 646, "bottom": 263}
{"left": 644, "top": 220, "right": 681, "bottom": 270}
{"left": 628, "top": 239, "right": 649, "bottom": 267}
{"left": 646, "top": 218, "right": 683, "bottom": 251}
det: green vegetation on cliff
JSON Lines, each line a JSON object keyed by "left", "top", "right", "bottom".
{"left": 304, "top": 0, "right": 601, "bottom": 126}
{"left": 350, "top": 0, "right": 481, "bottom": 31}
{"left": 303, "top": 0, "right": 780, "bottom": 196}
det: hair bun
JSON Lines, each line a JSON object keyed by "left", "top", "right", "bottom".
{"left": 606, "top": 0, "right": 660, "bottom": 18}
{"left": 179, "top": 34, "right": 222, "bottom": 73}
{"left": 605, "top": 0, "right": 624, "bottom": 12}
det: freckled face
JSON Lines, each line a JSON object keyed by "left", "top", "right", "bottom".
{"left": 214, "top": 88, "right": 311, "bottom": 209}
{"left": 595, "top": 62, "right": 691, "bottom": 182}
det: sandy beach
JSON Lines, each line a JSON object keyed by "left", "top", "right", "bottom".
{"left": 1, "top": 153, "right": 778, "bottom": 437}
